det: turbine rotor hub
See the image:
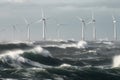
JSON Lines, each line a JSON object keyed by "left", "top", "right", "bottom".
{"left": 113, "top": 20, "right": 116, "bottom": 23}
{"left": 93, "top": 20, "right": 95, "bottom": 22}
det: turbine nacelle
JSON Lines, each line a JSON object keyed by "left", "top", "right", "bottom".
{"left": 92, "top": 19, "right": 96, "bottom": 22}
{"left": 78, "top": 17, "right": 85, "bottom": 22}
{"left": 24, "top": 18, "right": 36, "bottom": 41}
{"left": 24, "top": 18, "right": 35, "bottom": 26}
{"left": 112, "top": 15, "right": 117, "bottom": 41}
{"left": 42, "top": 18, "right": 46, "bottom": 21}
{"left": 113, "top": 20, "right": 116, "bottom": 23}
{"left": 88, "top": 12, "right": 96, "bottom": 24}
{"left": 112, "top": 15, "right": 117, "bottom": 23}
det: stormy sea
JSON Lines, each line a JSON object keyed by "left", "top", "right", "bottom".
{"left": 0, "top": 40, "right": 120, "bottom": 80}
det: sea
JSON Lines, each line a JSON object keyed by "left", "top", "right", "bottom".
{"left": 0, "top": 40, "right": 120, "bottom": 80}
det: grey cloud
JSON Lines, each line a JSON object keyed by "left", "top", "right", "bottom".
{"left": 0, "top": 0, "right": 120, "bottom": 9}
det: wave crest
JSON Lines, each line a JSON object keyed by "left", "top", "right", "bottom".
{"left": 112, "top": 55, "right": 120, "bottom": 68}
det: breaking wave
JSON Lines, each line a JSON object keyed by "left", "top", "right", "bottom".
{"left": 43, "top": 40, "right": 88, "bottom": 49}
{"left": 0, "top": 45, "right": 56, "bottom": 68}
{"left": 77, "top": 40, "right": 88, "bottom": 48}
{"left": 112, "top": 55, "right": 120, "bottom": 68}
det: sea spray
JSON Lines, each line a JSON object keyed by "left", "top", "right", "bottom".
{"left": 112, "top": 55, "right": 120, "bottom": 68}
{"left": 0, "top": 46, "right": 53, "bottom": 68}
{"left": 0, "top": 50, "right": 24, "bottom": 59}
{"left": 30, "top": 46, "right": 52, "bottom": 57}
{"left": 44, "top": 41, "right": 88, "bottom": 49}
{"left": 77, "top": 40, "right": 88, "bottom": 48}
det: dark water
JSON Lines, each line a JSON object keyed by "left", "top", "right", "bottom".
{"left": 0, "top": 40, "right": 120, "bottom": 80}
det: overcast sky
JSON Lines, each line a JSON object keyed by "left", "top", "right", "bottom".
{"left": 0, "top": 0, "right": 120, "bottom": 41}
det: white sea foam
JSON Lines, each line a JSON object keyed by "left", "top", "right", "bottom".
{"left": 60, "top": 44, "right": 77, "bottom": 49}
{"left": 44, "top": 44, "right": 76, "bottom": 49}
{"left": 60, "top": 40, "right": 88, "bottom": 49}
{"left": 112, "top": 55, "right": 120, "bottom": 68}
{"left": 0, "top": 49, "right": 26, "bottom": 68}
{"left": 29, "top": 46, "right": 52, "bottom": 57}
{"left": 102, "top": 41, "right": 113, "bottom": 45}
{"left": 0, "top": 45, "right": 52, "bottom": 68}
{"left": 0, "top": 40, "right": 34, "bottom": 46}
{"left": 45, "top": 41, "right": 88, "bottom": 49}
{"left": 77, "top": 40, "right": 88, "bottom": 48}
{"left": 88, "top": 50, "right": 96, "bottom": 53}
{"left": 0, "top": 50, "right": 24, "bottom": 59}
{"left": 59, "top": 63, "right": 71, "bottom": 67}
{"left": 47, "top": 39, "right": 68, "bottom": 42}
{"left": 0, "top": 46, "right": 52, "bottom": 59}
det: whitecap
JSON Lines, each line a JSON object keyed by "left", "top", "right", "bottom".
{"left": 28, "top": 46, "right": 52, "bottom": 57}
{"left": 112, "top": 55, "right": 120, "bottom": 68}
{"left": 59, "top": 63, "right": 71, "bottom": 68}
{"left": 77, "top": 40, "right": 88, "bottom": 48}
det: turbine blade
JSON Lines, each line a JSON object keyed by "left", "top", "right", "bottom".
{"left": 92, "top": 11, "right": 95, "bottom": 20}
{"left": 35, "top": 19, "right": 42, "bottom": 23}
{"left": 87, "top": 21, "right": 92, "bottom": 24}
{"left": 112, "top": 15, "right": 116, "bottom": 23}
{"left": 57, "top": 24, "right": 60, "bottom": 26}
{"left": 77, "top": 17, "right": 83, "bottom": 21}
{"left": 41, "top": 8, "right": 45, "bottom": 18}
{"left": 112, "top": 15, "right": 115, "bottom": 20}
{"left": 24, "top": 18, "right": 29, "bottom": 25}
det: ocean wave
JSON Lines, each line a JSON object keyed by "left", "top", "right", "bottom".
{"left": 112, "top": 55, "right": 120, "bottom": 68}
{"left": 0, "top": 67, "right": 120, "bottom": 80}
{"left": 0, "top": 43, "right": 33, "bottom": 52}
{"left": 0, "top": 46, "right": 56, "bottom": 68}
{"left": 43, "top": 40, "right": 88, "bottom": 49}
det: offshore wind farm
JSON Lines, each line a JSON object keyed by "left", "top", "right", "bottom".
{"left": 0, "top": 0, "right": 120, "bottom": 80}
{"left": 2, "top": 10, "right": 119, "bottom": 42}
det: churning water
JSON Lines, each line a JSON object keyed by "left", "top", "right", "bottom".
{"left": 0, "top": 40, "right": 120, "bottom": 80}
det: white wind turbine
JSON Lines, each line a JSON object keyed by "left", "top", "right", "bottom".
{"left": 78, "top": 17, "right": 86, "bottom": 41}
{"left": 36, "top": 9, "right": 47, "bottom": 40}
{"left": 0, "top": 28, "right": 6, "bottom": 41}
{"left": 56, "top": 24, "right": 66, "bottom": 40}
{"left": 24, "top": 18, "right": 34, "bottom": 41}
{"left": 112, "top": 15, "right": 117, "bottom": 41}
{"left": 88, "top": 12, "right": 96, "bottom": 41}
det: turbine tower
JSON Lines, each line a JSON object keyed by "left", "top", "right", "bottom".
{"left": 112, "top": 15, "right": 117, "bottom": 41}
{"left": 41, "top": 9, "right": 46, "bottom": 40}
{"left": 24, "top": 18, "right": 33, "bottom": 41}
{"left": 88, "top": 12, "right": 96, "bottom": 41}
{"left": 56, "top": 24, "right": 65, "bottom": 40}
{"left": 78, "top": 17, "right": 86, "bottom": 41}
{"left": 36, "top": 9, "right": 47, "bottom": 40}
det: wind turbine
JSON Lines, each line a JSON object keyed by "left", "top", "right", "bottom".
{"left": 0, "top": 28, "right": 6, "bottom": 41}
{"left": 88, "top": 12, "right": 96, "bottom": 41}
{"left": 36, "top": 9, "right": 47, "bottom": 40}
{"left": 56, "top": 24, "right": 65, "bottom": 40}
{"left": 24, "top": 18, "right": 34, "bottom": 41}
{"left": 78, "top": 17, "right": 86, "bottom": 41}
{"left": 41, "top": 9, "right": 47, "bottom": 40}
{"left": 112, "top": 15, "right": 117, "bottom": 41}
